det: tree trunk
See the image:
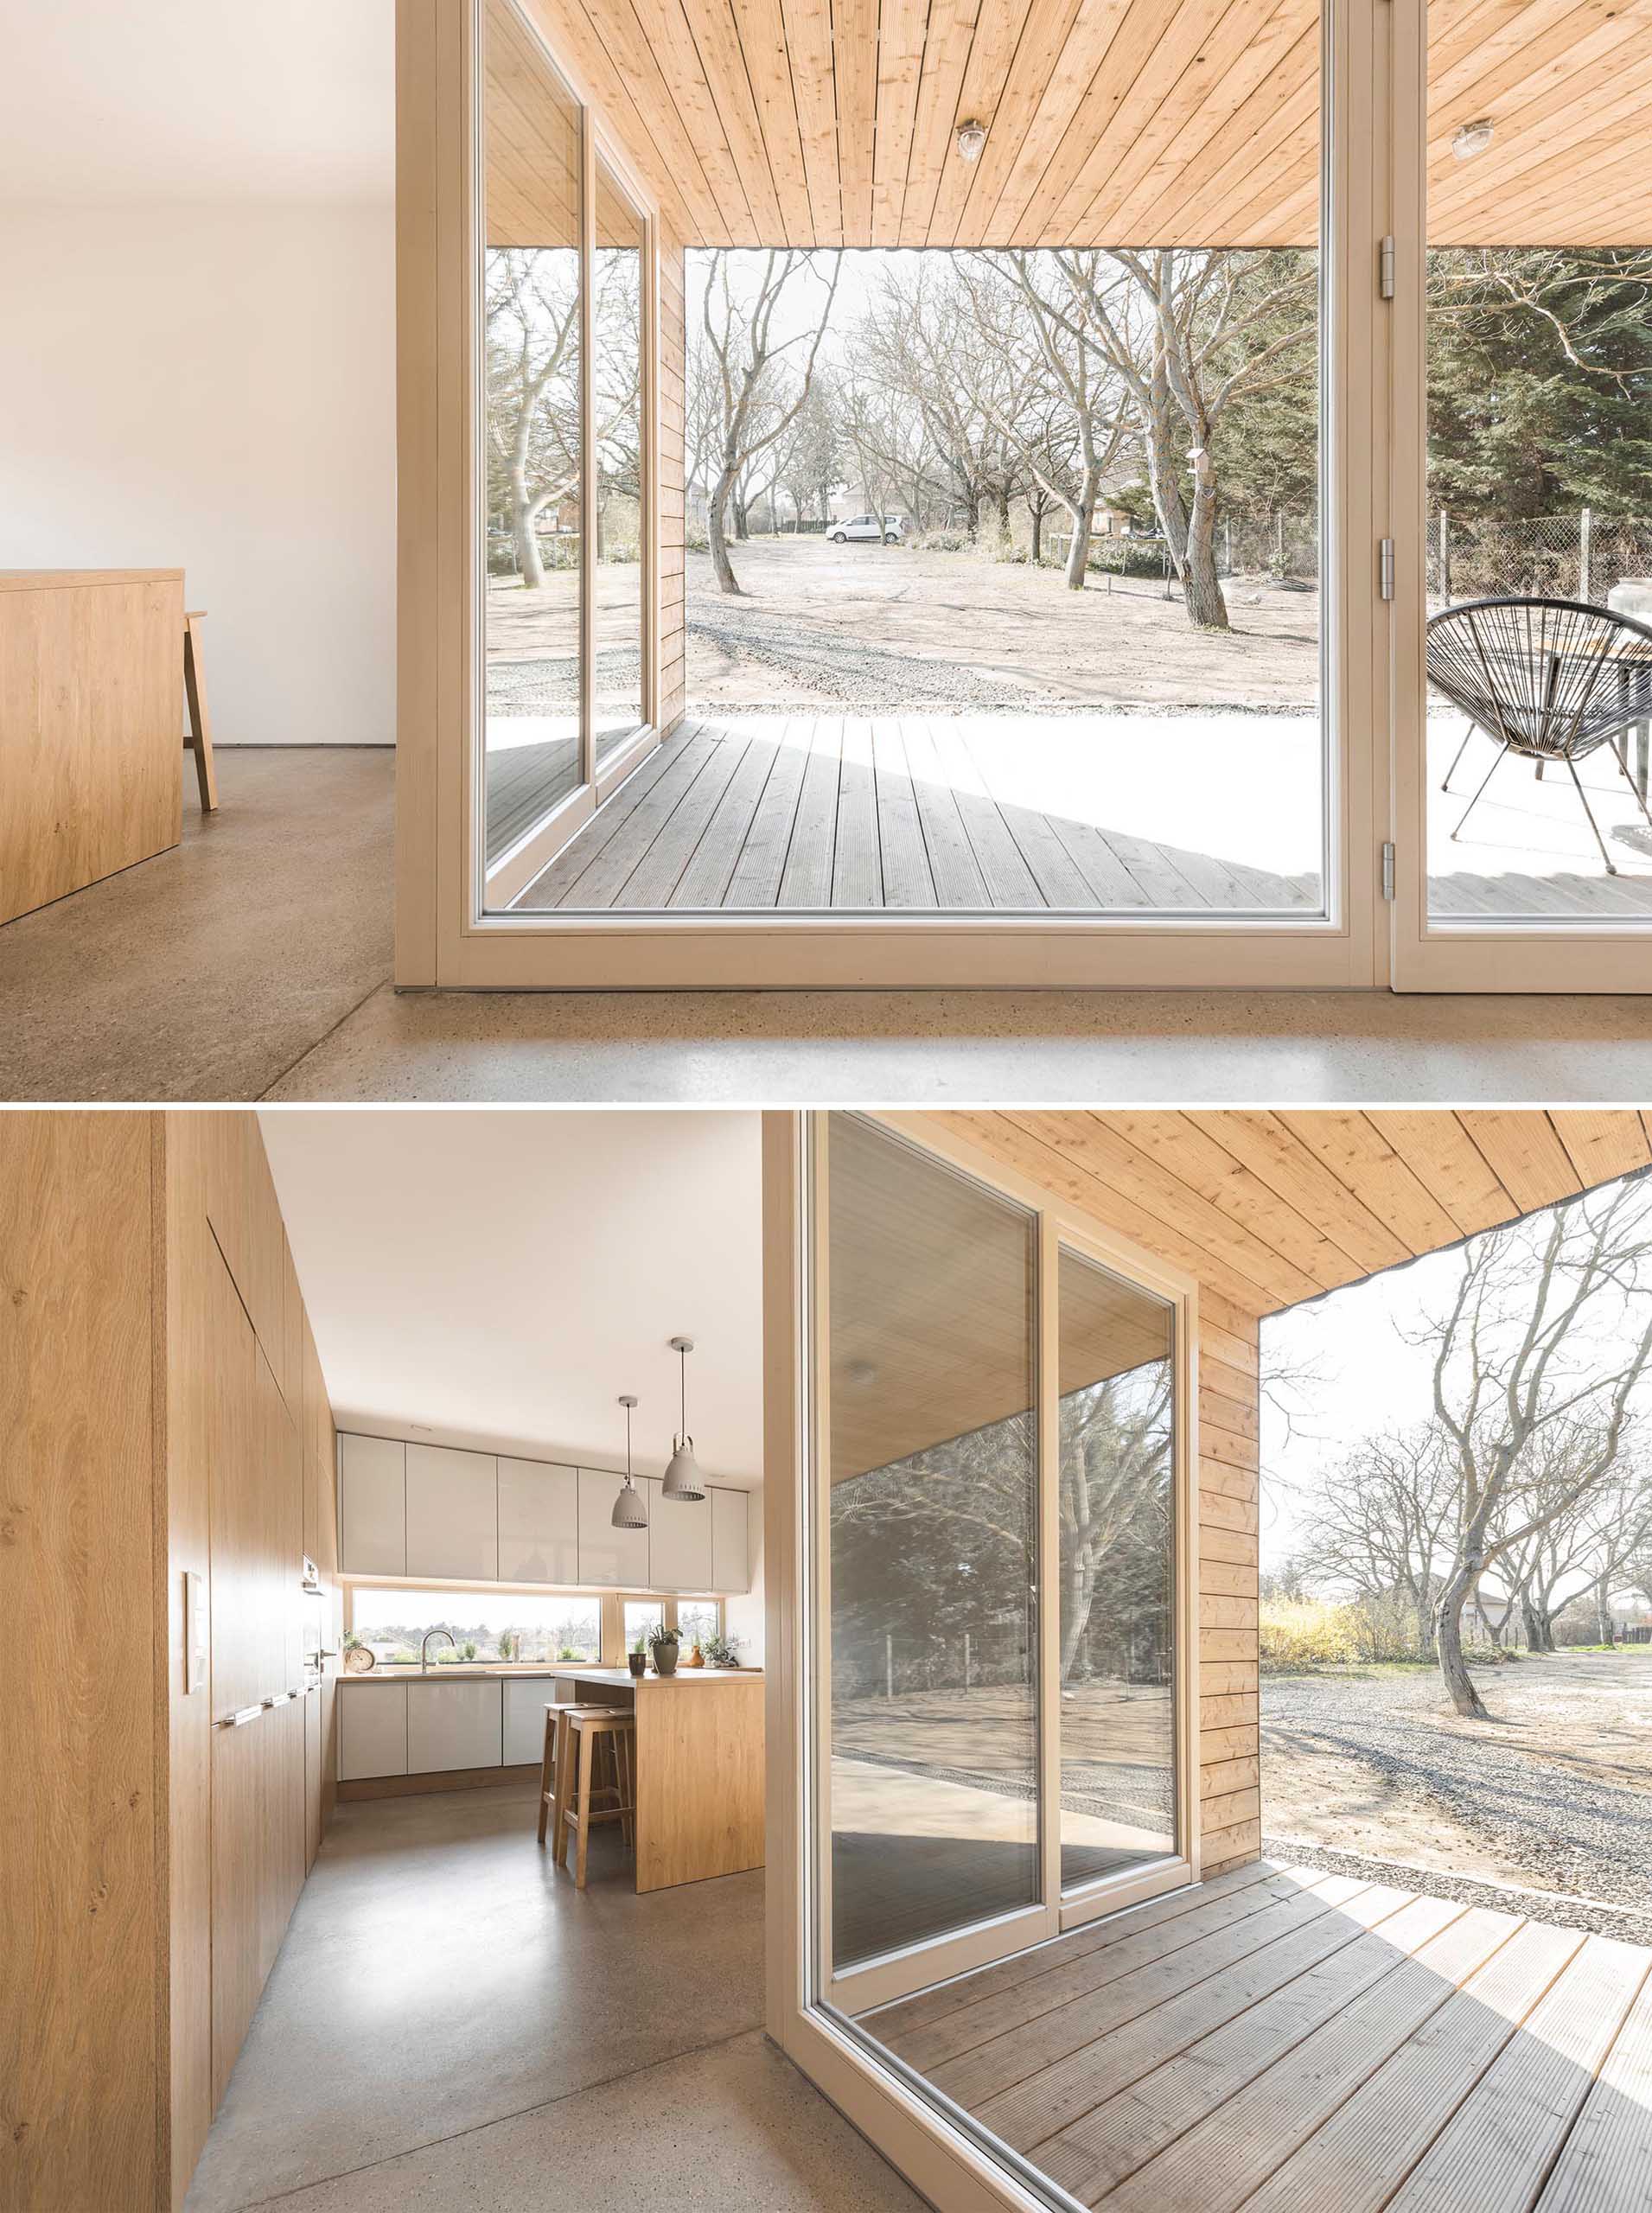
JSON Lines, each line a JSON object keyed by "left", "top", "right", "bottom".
{"left": 1183, "top": 475, "right": 1230, "bottom": 631}
{"left": 1144, "top": 360, "right": 1190, "bottom": 577}
{"left": 1436, "top": 1567, "right": 1491, "bottom": 1719}
{"left": 707, "top": 467, "right": 743, "bottom": 596}
{"left": 511, "top": 464, "right": 545, "bottom": 589}
{"left": 1521, "top": 1594, "right": 1550, "bottom": 1652}
{"left": 732, "top": 492, "right": 749, "bottom": 542}
{"left": 1597, "top": 1574, "right": 1616, "bottom": 1646}
{"left": 1064, "top": 468, "right": 1101, "bottom": 591}
{"left": 1030, "top": 503, "right": 1043, "bottom": 563}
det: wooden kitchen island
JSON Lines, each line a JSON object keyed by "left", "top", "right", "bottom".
{"left": 556, "top": 1665, "right": 764, "bottom": 1892}
{"left": 0, "top": 568, "right": 184, "bottom": 923}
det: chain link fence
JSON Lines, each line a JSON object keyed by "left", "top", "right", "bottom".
{"left": 1427, "top": 509, "right": 1652, "bottom": 607}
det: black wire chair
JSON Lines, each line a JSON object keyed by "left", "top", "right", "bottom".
{"left": 1427, "top": 596, "right": 1652, "bottom": 875}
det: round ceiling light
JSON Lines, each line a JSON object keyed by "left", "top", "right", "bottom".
{"left": 1451, "top": 118, "right": 1495, "bottom": 160}
{"left": 955, "top": 118, "right": 986, "bottom": 163}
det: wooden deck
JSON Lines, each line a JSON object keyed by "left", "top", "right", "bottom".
{"left": 508, "top": 717, "right": 1652, "bottom": 917}
{"left": 512, "top": 717, "right": 1324, "bottom": 914}
{"left": 485, "top": 731, "right": 579, "bottom": 867}
{"left": 863, "top": 1857, "right": 1652, "bottom": 2212}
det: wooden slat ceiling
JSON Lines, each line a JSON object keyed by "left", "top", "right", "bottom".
{"left": 943, "top": 1108, "right": 1652, "bottom": 1320}
{"left": 522, "top": 0, "right": 1652, "bottom": 249}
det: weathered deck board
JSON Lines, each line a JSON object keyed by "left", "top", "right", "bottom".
{"left": 864, "top": 1861, "right": 1652, "bottom": 2213}
{"left": 505, "top": 718, "right": 1652, "bottom": 917}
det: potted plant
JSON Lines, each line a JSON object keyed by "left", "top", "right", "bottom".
{"left": 702, "top": 1631, "right": 743, "bottom": 1671}
{"left": 648, "top": 1623, "right": 681, "bottom": 1677}
{"left": 628, "top": 1629, "right": 647, "bottom": 1680}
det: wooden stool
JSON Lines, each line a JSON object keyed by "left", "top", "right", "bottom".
{"left": 555, "top": 1708, "right": 635, "bottom": 1888}
{"left": 535, "top": 1700, "right": 582, "bottom": 1846}
{"left": 183, "top": 609, "right": 219, "bottom": 813}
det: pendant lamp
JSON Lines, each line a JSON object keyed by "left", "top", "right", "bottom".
{"left": 661, "top": 1336, "right": 706, "bottom": 1502}
{"left": 611, "top": 1393, "right": 648, "bottom": 1527}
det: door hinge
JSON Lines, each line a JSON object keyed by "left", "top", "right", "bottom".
{"left": 1380, "top": 539, "right": 1396, "bottom": 600}
{"left": 1381, "top": 841, "right": 1396, "bottom": 900}
{"left": 1379, "top": 236, "right": 1395, "bottom": 299}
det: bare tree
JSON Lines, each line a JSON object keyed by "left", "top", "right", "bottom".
{"left": 1294, "top": 1425, "right": 1459, "bottom": 1657}
{"left": 1422, "top": 1179, "right": 1652, "bottom": 1717}
{"left": 485, "top": 249, "right": 581, "bottom": 588}
{"left": 1049, "top": 249, "right": 1316, "bottom": 629}
{"left": 698, "top": 248, "right": 842, "bottom": 594}
{"left": 964, "top": 252, "right": 1135, "bottom": 589}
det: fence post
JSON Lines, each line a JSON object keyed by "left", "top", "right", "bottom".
{"left": 963, "top": 1631, "right": 971, "bottom": 1691}
{"left": 1580, "top": 506, "right": 1594, "bottom": 602}
{"left": 885, "top": 1631, "right": 893, "bottom": 1700}
{"left": 1439, "top": 509, "right": 1451, "bottom": 602}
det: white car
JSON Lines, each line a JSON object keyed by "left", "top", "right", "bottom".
{"left": 829, "top": 513, "right": 903, "bottom": 545}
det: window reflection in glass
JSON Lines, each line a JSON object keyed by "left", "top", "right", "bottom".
{"left": 1057, "top": 1249, "right": 1176, "bottom": 1891}
{"left": 827, "top": 1114, "right": 1040, "bottom": 1974}
{"left": 482, "top": 0, "right": 583, "bottom": 880}
{"left": 593, "top": 159, "right": 646, "bottom": 769}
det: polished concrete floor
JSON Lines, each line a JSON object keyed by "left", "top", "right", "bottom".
{"left": 183, "top": 1783, "right": 923, "bottom": 2213}
{"left": 8, "top": 745, "right": 1652, "bottom": 1103}
{"left": 0, "top": 748, "right": 393, "bottom": 1102}
{"left": 269, "top": 985, "right": 1652, "bottom": 1103}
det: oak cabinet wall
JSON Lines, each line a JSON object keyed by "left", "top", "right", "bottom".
{"left": 337, "top": 1429, "right": 750, "bottom": 1594}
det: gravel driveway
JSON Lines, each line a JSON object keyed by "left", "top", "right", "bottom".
{"left": 1261, "top": 1654, "right": 1652, "bottom": 1921}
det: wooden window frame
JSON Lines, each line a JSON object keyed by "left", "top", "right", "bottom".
{"left": 397, "top": 0, "right": 1392, "bottom": 993}
{"left": 763, "top": 1110, "right": 1199, "bottom": 2197}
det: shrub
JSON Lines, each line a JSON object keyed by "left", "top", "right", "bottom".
{"left": 1260, "top": 1598, "right": 1367, "bottom": 1670}
{"left": 915, "top": 526, "right": 968, "bottom": 552}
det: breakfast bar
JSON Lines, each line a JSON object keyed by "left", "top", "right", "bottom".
{"left": 0, "top": 569, "right": 183, "bottom": 924}
{"left": 552, "top": 1664, "right": 765, "bottom": 1892}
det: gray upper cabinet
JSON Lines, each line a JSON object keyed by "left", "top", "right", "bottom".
{"left": 405, "top": 1445, "right": 498, "bottom": 1580}
{"left": 338, "top": 1433, "right": 407, "bottom": 1575}
{"left": 497, "top": 1457, "right": 579, "bottom": 1585}
{"left": 711, "top": 1486, "right": 750, "bottom": 1594}
{"left": 650, "top": 1488, "right": 713, "bottom": 1592}
{"left": 577, "top": 1466, "right": 653, "bottom": 1587}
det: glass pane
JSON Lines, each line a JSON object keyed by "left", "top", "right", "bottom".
{"left": 624, "top": 1600, "right": 665, "bottom": 1652}
{"left": 1057, "top": 1251, "right": 1176, "bottom": 1891}
{"left": 348, "top": 1588, "right": 599, "bottom": 1664}
{"left": 826, "top": 1114, "right": 1039, "bottom": 1975}
{"left": 1426, "top": 3, "right": 1652, "bottom": 923}
{"left": 677, "top": 1598, "right": 720, "bottom": 1650}
{"left": 594, "top": 160, "right": 646, "bottom": 769}
{"left": 481, "top": 0, "right": 583, "bottom": 885}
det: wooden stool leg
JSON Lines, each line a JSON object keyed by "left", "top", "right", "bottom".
{"left": 183, "top": 614, "right": 219, "bottom": 813}
{"left": 574, "top": 1729, "right": 594, "bottom": 1890}
{"left": 536, "top": 1710, "right": 555, "bottom": 1845}
{"left": 552, "top": 1709, "right": 573, "bottom": 1866}
{"left": 618, "top": 1729, "right": 635, "bottom": 1850}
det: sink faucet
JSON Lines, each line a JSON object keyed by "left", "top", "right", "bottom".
{"left": 420, "top": 1629, "right": 457, "bottom": 1673}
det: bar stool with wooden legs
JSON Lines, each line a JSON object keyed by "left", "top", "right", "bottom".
{"left": 182, "top": 609, "right": 219, "bottom": 812}
{"left": 554, "top": 1706, "right": 636, "bottom": 1888}
{"left": 534, "top": 1700, "right": 582, "bottom": 1846}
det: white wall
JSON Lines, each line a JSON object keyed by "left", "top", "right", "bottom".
{"left": 0, "top": 197, "right": 394, "bottom": 746}
{"left": 725, "top": 1505, "right": 765, "bottom": 1668}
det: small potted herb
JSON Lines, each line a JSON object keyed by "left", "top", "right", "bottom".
{"left": 702, "top": 1631, "right": 743, "bottom": 1671}
{"left": 648, "top": 1623, "right": 681, "bottom": 1677}
{"left": 628, "top": 1629, "right": 647, "bottom": 1680}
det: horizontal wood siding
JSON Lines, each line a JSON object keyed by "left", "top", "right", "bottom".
{"left": 1198, "top": 1294, "right": 1260, "bottom": 1875}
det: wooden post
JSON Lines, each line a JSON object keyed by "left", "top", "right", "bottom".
{"left": 1580, "top": 506, "right": 1594, "bottom": 603}
{"left": 1438, "top": 509, "right": 1451, "bottom": 603}
{"left": 884, "top": 1631, "right": 893, "bottom": 1699}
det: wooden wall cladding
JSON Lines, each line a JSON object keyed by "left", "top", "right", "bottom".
{"left": 0, "top": 1113, "right": 163, "bottom": 2213}
{"left": 164, "top": 1111, "right": 335, "bottom": 2206}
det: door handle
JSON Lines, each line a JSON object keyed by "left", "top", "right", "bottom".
{"left": 215, "top": 1705, "right": 264, "bottom": 1729}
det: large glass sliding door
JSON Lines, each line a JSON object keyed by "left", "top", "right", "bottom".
{"left": 477, "top": 0, "right": 654, "bottom": 912}
{"left": 809, "top": 1115, "right": 1190, "bottom": 2020}
{"left": 825, "top": 1113, "right": 1042, "bottom": 1987}
{"left": 1394, "top": 0, "right": 1652, "bottom": 988}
